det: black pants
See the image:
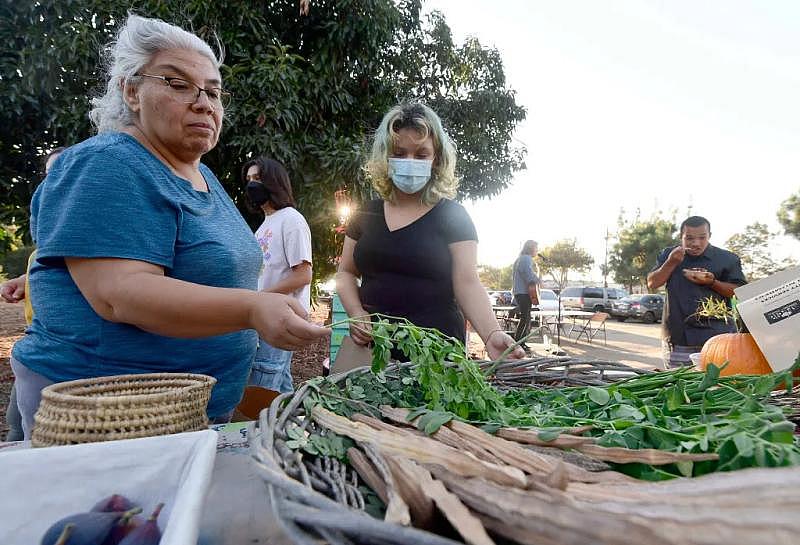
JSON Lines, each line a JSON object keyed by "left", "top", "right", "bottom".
{"left": 514, "top": 293, "right": 532, "bottom": 344}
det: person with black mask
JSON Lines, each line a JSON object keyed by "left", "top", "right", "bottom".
{"left": 243, "top": 157, "right": 313, "bottom": 393}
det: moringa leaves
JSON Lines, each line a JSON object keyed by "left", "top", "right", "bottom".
{"left": 587, "top": 386, "right": 610, "bottom": 406}
{"left": 301, "top": 319, "right": 800, "bottom": 480}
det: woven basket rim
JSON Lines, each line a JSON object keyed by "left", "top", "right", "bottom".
{"left": 40, "top": 372, "right": 217, "bottom": 406}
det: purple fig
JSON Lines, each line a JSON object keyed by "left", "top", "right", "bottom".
{"left": 92, "top": 495, "right": 136, "bottom": 513}
{"left": 119, "top": 503, "right": 163, "bottom": 545}
{"left": 41, "top": 508, "right": 141, "bottom": 545}
{"left": 53, "top": 523, "right": 75, "bottom": 545}
{"left": 103, "top": 514, "right": 143, "bottom": 545}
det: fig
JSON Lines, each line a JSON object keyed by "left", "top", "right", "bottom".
{"left": 103, "top": 515, "right": 142, "bottom": 545}
{"left": 92, "top": 495, "right": 136, "bottom": 513}
{"left": 119, "top": 503, "right": 163, "bottom": 545}
{"left": 41, "top": 508, "right": 142, "bottom": 545}
{"left": 53, "top": 523, "right": 75, "bottom": 545}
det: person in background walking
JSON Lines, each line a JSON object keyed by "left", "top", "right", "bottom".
{"left": 243, "top": 157, "right": 312, "bottom": 393}
{"left": 512, "top": 240, "right": 541, "bottom": 353}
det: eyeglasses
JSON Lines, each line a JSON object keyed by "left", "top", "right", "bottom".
{"left": 137, "top": 74, "right": 232, "bottom": 109}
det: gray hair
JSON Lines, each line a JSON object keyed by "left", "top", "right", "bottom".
{"left": 521, "top": 240, "right": 538, "bottom": 255}
{"left": 89, "top": 14, "right": 223, "bottom": 133}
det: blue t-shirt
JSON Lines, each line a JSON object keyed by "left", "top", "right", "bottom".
{"left": 512, "top": 254, "right": 540, "bottom": 296}
{"left": 13, "top": 132, "right": 263, "bottom": 417}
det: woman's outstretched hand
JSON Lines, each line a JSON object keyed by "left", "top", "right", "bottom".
{"left": 348, "top": 311, "right": 374, "bottom": 346}
{"left": 486, "top": 330, "right": 525, "bottom": 360}
{"left": 250, "top": 292, "right": 330, "bottom": 351}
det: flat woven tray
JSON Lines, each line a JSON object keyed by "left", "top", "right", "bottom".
{"left": 251, "top": 357, "right": 649, "bottom": 545}
{"left": 32, "top": 372, "right": 216, "bottom": 447}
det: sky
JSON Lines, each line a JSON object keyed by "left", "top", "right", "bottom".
{"left": 423, "top": 0, "right": 800, "bottom": 281}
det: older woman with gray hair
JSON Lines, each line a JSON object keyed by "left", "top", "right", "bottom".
{"left": 336, "top": 102, "right": 524, "bottom": 360}
{"left": 10, "top": 14, "right": 328, "bottom": 438}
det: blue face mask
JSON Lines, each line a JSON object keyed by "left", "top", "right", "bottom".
{"left": 388, "top": 158, "right": 432, "bottom": 194}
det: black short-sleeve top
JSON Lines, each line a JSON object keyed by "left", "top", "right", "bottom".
{"left": 652, "top": 244, "right": 747, "bottom": 346}
{"left": 346, "top": 198, "right": 478, "bottom": 342}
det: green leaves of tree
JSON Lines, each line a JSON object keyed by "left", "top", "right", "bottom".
{"left": 609, "top": 213, "right": 677, "bottom": 292}
{"left": 778, "top": 191, "right": 800, "bottom": 241}
{"left": 0, "top": 1, "right": 525, "bottom": 283}
{"left": 724, "top": 222, "right": 796, "bottom": 280}
{"left": 535, "top": 239, "right": 594, "bottom": 289}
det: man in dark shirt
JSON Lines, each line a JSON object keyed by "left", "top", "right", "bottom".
{"left": 647, "top": 216, "right": 747, "bottom": 366}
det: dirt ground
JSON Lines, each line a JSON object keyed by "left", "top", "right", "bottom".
{"left": 0, "top": 303, "right": 25, "bottom": 439}
{"left": 0, "top": 301, "right": 663, "bottom": 438}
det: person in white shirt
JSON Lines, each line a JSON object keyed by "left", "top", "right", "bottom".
{"left": 243, "top": 157, "right": 313, "bottom": 392}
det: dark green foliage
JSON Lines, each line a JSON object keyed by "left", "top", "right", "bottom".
{"left": 725, "top": 222, "right": 796, "bottom": 280}
{"left": 778, "top": 190, "right": 800, "bottom": 240}
{"left": 0, "top": 0, "right": 525, "bottom": 284}
{"left": 536, "top": 239, "right": 594, "bottom": 289}
{"left": 0, "top": 245, "right": 35, "bottom": 278}
{"left": 508, "top": 362, "right": 800, "bottom": 478}
{"left": 609, "top": 213, "right": 677, "bottom": 292}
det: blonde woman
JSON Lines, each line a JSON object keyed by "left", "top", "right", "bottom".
{"left": 336, "top": 103, "right": 523, "bottom": 360}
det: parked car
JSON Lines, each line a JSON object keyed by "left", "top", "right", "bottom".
{"left": 560, "top": 286, "right": 628, "bottom": 312}
{"left": 611, "top": 294, "right": 664, "bottom": 323}
{"left": 496, "top": 290, "right": 513, "bottom": 306}
{"left": 532, "top": 289, "right": 563, "bottom": 312}
{"left": 487, "top": 290, "right": 514, "bottom": 307}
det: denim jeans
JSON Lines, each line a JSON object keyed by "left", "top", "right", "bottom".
{"left": 10, "top": 357, "right": 55, "bottom": 440}
{"left": 248, "top": 339, "right": 294, "bottom": 394}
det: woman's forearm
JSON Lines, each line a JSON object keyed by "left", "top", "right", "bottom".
{"left": 67, "top": 257, "right": 261, "bottom": 337}
{"left": 65, "top": 257, "right": 328, "bottom": 352}
{"left": 455, "top": 276, "right": 502, "bottom": 341}
{"left": 335, "top": 270, "right": 365, "bottom": 317}
{"left": 97, "top": 271, "right": 259, "bottom": 337}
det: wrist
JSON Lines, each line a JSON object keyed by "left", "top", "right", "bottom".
{"left": 485, "top": 328, "right": 505, "bottom": 344}
{"left": 245, "top": 291, "right": 264, "bottom": 330}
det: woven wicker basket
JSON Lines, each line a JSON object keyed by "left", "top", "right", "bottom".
{"left": 31, "top": 373, "right": 216, "bottom": 447}
{"left": 251, "top": 357, "right": 649, "bottom": 545}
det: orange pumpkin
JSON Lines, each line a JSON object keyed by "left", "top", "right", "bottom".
{"left": 698, "top": 333, "right": 773, "bottom": 376}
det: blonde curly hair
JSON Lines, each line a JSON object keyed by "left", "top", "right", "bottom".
{"left": 365, "top": 102, "right": 458, "bottom": 205}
